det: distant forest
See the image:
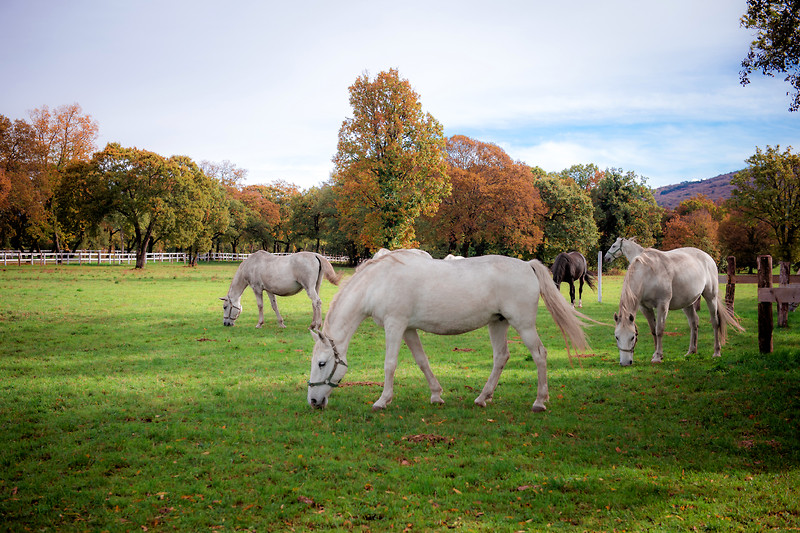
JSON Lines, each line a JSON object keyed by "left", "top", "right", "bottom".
{"left": 653, "top": 171, "right": 739, "bottom": 209}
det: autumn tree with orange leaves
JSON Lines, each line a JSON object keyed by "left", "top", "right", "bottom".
{"left": 422, "top": 135, "right": 545, "bottom": 257}
{"left": 333, "top": 69, "right": 449, "bottom": 251}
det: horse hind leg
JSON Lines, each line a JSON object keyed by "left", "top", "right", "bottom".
{"left": 265, "top": 292, "right": 285, "bottom": 328}
{"left": 577, "top": 277, "right": 585, "bottom": 308}
{"left": 475, "top": 319, "right": 511, "bottom": 407}
{"left": 303, "top": 285, "right": 323, "bottom": 330}
{"left": 568, "top": 281, "right": 576, "bottom": 308}
{"left": 518, "top": 326, "right": 549, "bottom": 412}
{"left": 682, "top": 303, "right": 700, "bottom": 356}
{"left": 403, "top": 329, "right": 444, "bottom": 404}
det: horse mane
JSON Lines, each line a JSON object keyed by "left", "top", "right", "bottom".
{"left": 551, "top": 253, "right": 569, "bottom": 284}
{"left": 619, "top": 255, "right": 649, "bottom": 313}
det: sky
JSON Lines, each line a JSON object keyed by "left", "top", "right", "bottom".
{"left": 1, "top": 0, "right": 798, "bottom": 190}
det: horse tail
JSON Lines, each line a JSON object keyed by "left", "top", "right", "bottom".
{"left": 317, "top": 254, "right": 342, "bottom": 285}
{"left": 530, "top": 259, "right": 589, "bottom": 354}
{"left": 715, "top": 292, "right": 744, "bottom": 345}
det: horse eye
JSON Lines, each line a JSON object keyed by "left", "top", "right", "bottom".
{"left": 318, "top": 361, "right": 327, "bottom": 368}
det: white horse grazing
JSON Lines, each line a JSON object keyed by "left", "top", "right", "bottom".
{"left": 614, "top": 247, "right": 743, "bottom": 366}
{"left": 604, "top": 237, "right": 644, "bottom": 264}
{"left": 221, "top": 251, "right": 341, "bottom": 330}
{"left": 307, "top": 253, "right": 589, "bottom": 412}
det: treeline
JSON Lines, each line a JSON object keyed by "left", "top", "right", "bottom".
{"left": 0, "top": 97, "right": 794, "bottom": 270}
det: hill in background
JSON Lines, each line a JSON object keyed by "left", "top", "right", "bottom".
{"left": 652, "top": 171, "right": 739, "bottom": 209}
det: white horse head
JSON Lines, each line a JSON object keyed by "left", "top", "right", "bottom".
{"left": 604, "top": 238, "right": 624, "bottom": 263}
{"left": 220, "top": 296, "right": 242, "bottom": 326}
{"left": 614, "top": 311, "right": 638, "bottom": 366}
{"left": 307, "top": 329, "right": 348, "bottom": 409}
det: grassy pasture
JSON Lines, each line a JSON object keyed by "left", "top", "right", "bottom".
{"left": 0, "top": 262, "right": 798, "bottom": 532}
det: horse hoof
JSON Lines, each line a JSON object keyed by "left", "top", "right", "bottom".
{"left": 531, "top": 404, "right": 546, "bottom": 412}
{"left": 431, "top": 397, "right": 445, "bottom": 405}
{"left": 474, "top": 398, "right": 487, "bottom": 407}
{"left": 371, "top": 403, "right": 385, "bottom": 411}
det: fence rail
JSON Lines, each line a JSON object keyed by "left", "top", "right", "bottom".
{"left": 0, "top": 250, "right": 349, "bottom": 266}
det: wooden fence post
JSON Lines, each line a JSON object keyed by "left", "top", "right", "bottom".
{"left": 778, "top": 261, "right": 790, "bottom": 328}
{"left": 725, "top": 255, "right": 736, "bottom": 313}
{"left": 758, "top": 255, "right": 773, "bottom": 353}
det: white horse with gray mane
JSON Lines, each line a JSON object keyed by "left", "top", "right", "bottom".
{"left": 614, "top": 246, "right": 743, "bottom": 366}
{"left": 220, "top": 251, "right": 341, "bottom": 330}
{"left": 307, "top": 252, "right": 590, "bottom": 412}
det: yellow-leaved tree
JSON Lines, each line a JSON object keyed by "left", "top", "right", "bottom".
{"left": 332, "top": 69, "right": 450, "bottom": 251}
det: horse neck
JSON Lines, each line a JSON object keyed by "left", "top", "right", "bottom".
{"left": 227, "top": 265, "right": 250, "bottom": 302}
{"left": 321, "top": 280, "right": 367, "bottom": 355}
{"left": 623, "top": 240, "right": 644, "bottom": 260}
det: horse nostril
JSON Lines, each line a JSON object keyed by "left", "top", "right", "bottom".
{"left": 310, "top": 398, "right": 317, "bottom": 406}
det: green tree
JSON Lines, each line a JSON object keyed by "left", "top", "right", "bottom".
{"left": 85, "top": 143, "right": 225, "bottom": 269}
{"left": 333, "top": 69, "right": 450, "bottom": 251}
{"left": 731, "top": 145, "right": 800, "bottom": 262}
{"left": 591, "top": 168, "right": 663, "bottom": 254}
{"left": 559, "top": 163, "right": 603, "bottom": 191}
{"left": 740, "top": 0, "right": 800, "bottom": 111}
{"left": 533, "top": 172, "right": 599, "bottom": 263}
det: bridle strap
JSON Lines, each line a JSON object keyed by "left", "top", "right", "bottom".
{"left": 308, "top": 339, "right": 347, "bottom": 388}
{"left": 224, "top": 301, "right": 242, "bottom": 320}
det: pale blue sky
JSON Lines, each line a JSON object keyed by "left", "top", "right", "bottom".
{"left": 1, "top": 0, "right": 796, "bottom": 189}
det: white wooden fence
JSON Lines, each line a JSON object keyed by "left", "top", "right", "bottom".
{"left": 0, "top": 250, "right": 349, "bottom": 266}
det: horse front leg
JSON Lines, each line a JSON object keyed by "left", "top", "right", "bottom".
{"left": 266, "top": 292, "right": 285, "bottom": 328}
{"left": 373, "top": 325, "right": 404, "bottom": 410}
{"left": 403, "top": 329, "right": 444, "bottom": 404}
{"left": 649, "top": 304, "right": 669, "bottom": 363}
{"left": 682, "top": 303, "right": 700, "bottom": 356}
{"left": 252, "top": 288, "right": 266, "bottom": 328}
{"left": 475, "top": 319, "right": 511, "bottom": 407}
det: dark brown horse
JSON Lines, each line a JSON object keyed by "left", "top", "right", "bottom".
{"left": 551, "top": 251, "right": 595, "bottom": 308}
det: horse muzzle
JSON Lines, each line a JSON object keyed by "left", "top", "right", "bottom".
{"left": 618, "top": 349, "right": 634, "bottom": 366}
{"left": 308, "top": 395, "right": 328, "bottom": 409}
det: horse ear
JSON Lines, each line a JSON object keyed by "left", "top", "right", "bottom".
{"left": 310, "top": 329, "right": 322, "bottom": 343}
{"left": 614, "top": 312, "right": 619, "bottom": 323}
{"left": 219, "top": 297, "right": 226, "bottom": 301}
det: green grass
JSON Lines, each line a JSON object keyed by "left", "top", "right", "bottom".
{"left": 0, "top": 262, "right": 797, "bottom": 532}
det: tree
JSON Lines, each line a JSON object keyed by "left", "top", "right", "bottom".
{"left": 0, "top": 115, "right": 46, "bottom": 249}
{"left": 718, "top": 206, "right": 775, "bottom": 272}
{"left": 28, "top": 104, "right": 98, "bottom": 251}
{"left": 591, "top": 168, "right": 663, "bottom": 254}
{"left": 740, "top": 0, "right": 800, "bottom": 111}
{"left": 662, "top": 209, "right": 720, "bottom": 259}
{"left": 333, "top": 69, "right": 449, "bottom": 251}
{"left": 533, "top": 171, "right": 599, "bottom": 263}
{"left": 731, "top": 145, "right": 800, "bottom": 262}
{"left": 163, "top": 156, "right": 230, "bottom": 266}
{"left": 421, "top": 135, "right": 545, "bottom": 257}
{"left": 559, "top": 163, "right": 603, "bottom": 191}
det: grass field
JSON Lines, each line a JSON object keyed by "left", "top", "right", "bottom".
{"left": 0, "top": 261, "right": 798, "bottom": 532}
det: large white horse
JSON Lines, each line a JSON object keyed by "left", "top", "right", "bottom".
{"left": 220, "top": 251, "right": 341, "bottom": 330}
{"left": 614, "top": 247, "right": 743, "bottom": 366}
{"left": 604, "top": 237, "right": 644, "bottom": 264}
{"left": 307, "top": 252, "right": 590, "bottom": 412}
